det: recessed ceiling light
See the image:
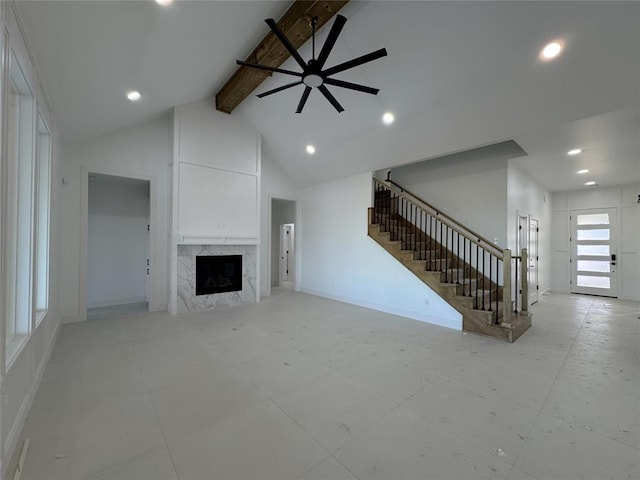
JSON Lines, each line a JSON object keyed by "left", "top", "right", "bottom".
{"left": 584, "top": 181, "right": 597, "bottom": 186}
{"left": 127, "top": 91, "right": 141, "bottom": 101}
{"left": 306, "top": 145, "right": 316, "bottom": 155}
{"left": 155, "top": 0, "right": 173, "bottom": 6}
{"left": 567, "top": 148, "right": 582, "bottom": 156}
{"left": 382, "top": 112, "right": 395, "bottom": 125}
{"left": 540, "top": 41, "right": 563, "bottom": 60}
{"left": 577, "top": 169, "right": 589, "bottom": 174}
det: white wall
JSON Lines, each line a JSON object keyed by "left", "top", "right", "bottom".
{"left": 1, "top": 126, "right": 62, "bottom": 480}
{"left": 301, "top": 172, "right": 462, "bottom": 330}
{"left": 551, "top": 183, "right": 639, "bottom": 300}
{"left": 260, "top": 153, "right": 300, "bottom": 296}
{"left": 61, "top": 115, "right": 171, "bottom": 319}
{"left": 507, "top": 162, "right": 552, "bottom": 294}
{"left": 389, "top": 154, "right": 509, "bottom": 247}
{"left": 0, "top": 4, "right": 63, "bottom": 475}
{"left": 88, "top": 175, "right": 149, "bottom": 307}
{"left": 172, "top": 101, "right": 260, "bottom": 240}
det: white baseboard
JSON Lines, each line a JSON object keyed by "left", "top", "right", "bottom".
{"left": 61, "top": 314, "right": 85, "bottom": 324}
{"left": 2, "top": 314, "right": 62, "bottom": 480}
{"left": 619, "top": 295, "right": 640, "bottom": 302}
{"left": 148, "top": 303, "right": 168, "bottom": 313}
{"left": 87, "top": 296, "right": 147, "bottom": 308}
{"left": 301, "top": 288, "right": 462, "bottom": 331}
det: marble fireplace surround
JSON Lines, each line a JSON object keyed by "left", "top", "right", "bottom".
{"left": 177, "top": 244, "right": 257, "bottom": 313}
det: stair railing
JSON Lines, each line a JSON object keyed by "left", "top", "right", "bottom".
{"left": 372, "top": 177, "right": 528, "bottom": 324}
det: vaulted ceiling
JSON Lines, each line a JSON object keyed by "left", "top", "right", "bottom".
{"left": 16, "top": 1, "right": 640, "bottom": 190}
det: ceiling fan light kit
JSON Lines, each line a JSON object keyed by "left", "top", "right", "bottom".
{"left": 236, "top": 14, "right": 387, "bottom": 113}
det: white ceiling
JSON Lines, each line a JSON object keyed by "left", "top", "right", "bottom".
{"left": 17, "top": 1, "right": 640, "bottom": 191}
{"left": 16, "top": 0, "right": 288, "bottom": 140}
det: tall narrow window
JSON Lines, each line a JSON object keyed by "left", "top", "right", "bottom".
{"left": 35, "top": 115, "right": 51, "bottom": 324}
{"left": 4, "top": 51, "right": 35, "bottom": 362}
{"left": 5, "top": 81, "right": 20, "bottom": 343}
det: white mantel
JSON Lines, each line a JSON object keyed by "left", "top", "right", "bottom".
{"left": 177, "top": 235, "right": 259, "bottom": 246}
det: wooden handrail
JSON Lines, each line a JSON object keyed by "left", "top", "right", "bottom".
{"left": 375, "top": 178, "right": 504, "bottom": 258}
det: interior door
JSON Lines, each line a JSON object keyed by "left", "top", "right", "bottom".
{"left": 517, "top": 215, "right": 529, "bottom": 308}
{"left": 570, "top": 208, "right": 618, "bottom": 297}
{"left": 529, "top": 218, "right": 539, "bottom": 305}
{"left": 280, "top": 224, "right": 293, "bottom": 284}
{"left": 146, "top": 195, "right": 150, "bottom": 304}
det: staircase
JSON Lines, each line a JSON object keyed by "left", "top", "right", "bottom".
{"left": 369, "top": 178, "right": 531, "bottom": 342}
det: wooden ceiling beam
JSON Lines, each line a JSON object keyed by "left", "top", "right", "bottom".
{"left": 215, "top": 0, "right": 349, "bottom": 114}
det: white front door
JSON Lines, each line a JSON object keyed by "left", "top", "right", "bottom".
{"left": 570, "top": 208, "right": 618, "bottom": 297}
{"left": 529, "top": 218, "right": 539, "bottom": 305}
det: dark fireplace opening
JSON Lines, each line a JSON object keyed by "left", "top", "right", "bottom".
{"left": 196, "top": 255, "right": 242, "bottom": 296}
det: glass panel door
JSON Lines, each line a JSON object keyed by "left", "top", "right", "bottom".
{"left": 570, "top": 208, "right": 617, "bottom": 297}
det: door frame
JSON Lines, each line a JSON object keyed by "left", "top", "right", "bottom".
{"left": 516, "top": 212, "right": 529, "bottom": 308}
{"left": 529, "top": 217, "right": 539, "bottom": 305}
{"left": 266, "top": 195, "right": 300, "bottom": 297}
{"left": 570, "top": 207, "right": 618, "bottom": 297}
{"left": 78, "top": 166, "right": 158, "bottom": 322}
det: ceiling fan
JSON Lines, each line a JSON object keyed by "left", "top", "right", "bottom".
{"left": 237, "top": 14, "right": 387, "bottom": 113}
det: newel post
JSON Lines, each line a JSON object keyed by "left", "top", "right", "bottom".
{"left": 502, "top": 249, "right": 512, "bottom": 323}
{"left": 521, "top": 248, "right": 529, "bottom": 313}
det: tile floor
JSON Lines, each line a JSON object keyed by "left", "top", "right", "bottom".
{"left": 15, "top": 290, "right": 640, "bottom": 480}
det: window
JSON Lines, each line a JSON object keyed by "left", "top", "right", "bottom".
{"left": 4, "top": 50, "right": 36, "bottom": 362}
{"left": 576, "top": 213, "right": 610, "bottom": 226}
{"left": 576, "top": 245, "right": 610, "bottom": 256}
{"left": 576, "top": 229, "right": 610, "bottom": 241}
{"left": 35, "top": 115, "right": 51, "bottom": 324}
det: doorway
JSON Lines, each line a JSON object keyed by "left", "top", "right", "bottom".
{"left": 517, "top": 214, "right": 540, "bottom": 306}
{"left": 570, "top": 208, "right": 618, "bottom": 297}
{"left": 270, "top": 198, "right": 296, "bottom": 292}
{"left": 517, "top": 214, "right": 529, "bottom": 308}
{"left": 529, "top": 217, "right": 539, "bottom": 305}
{"left": 87, "top": 173, "right": 150, "bottom": 314}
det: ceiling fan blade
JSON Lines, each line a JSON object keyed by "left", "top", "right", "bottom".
{"left": 257, "top": 81, "right": 303, "bottom": 98}
{"left": 322, "top": 48, "right": 388, "bottom": 77}
{"left": 315, "top": 14, "right": 347, "bottom": 69}
{"left": 236, "top": 60, "right": 302, "bottom": 77}
{"left": 296, "top": 86, "right": 312, "bottom": 113}
{"left": 265, "top": 18, "right": 308, "bottom": 71}
{"left": 318, "top": 85, "right": 344, "bottom": 113}
{"left": 323, "top": 78, "right": 379, "bottom": 95}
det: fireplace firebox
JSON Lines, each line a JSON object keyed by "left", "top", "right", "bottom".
{"left": 195, "top": 255, "right": 242, "bottom": 296}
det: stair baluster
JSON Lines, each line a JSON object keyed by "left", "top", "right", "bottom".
{"left": 475, "top": 244, "right": 479, "bottom": 306}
